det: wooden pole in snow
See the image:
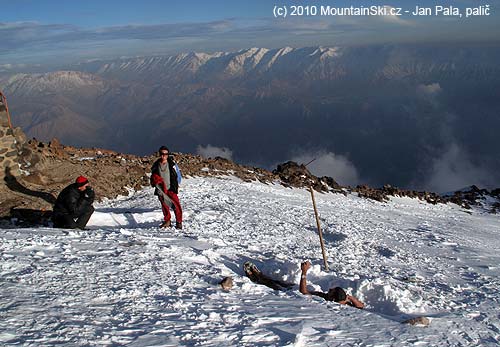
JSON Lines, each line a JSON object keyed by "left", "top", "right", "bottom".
{"left": 309, "top": 186, "right": 329, "bottom": 271}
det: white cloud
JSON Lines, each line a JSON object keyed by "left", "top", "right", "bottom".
{"left": 379, "top": 6, "right": 414, "bottom": 26}
{"left": 291, "top": 150, "right": 360, "bottom": 186}
{"left": 424, "top": 143, "right": 494, "bottom": 193}
{"left": 196, "top": 144, "right": 233, "bottom": 160}
{"left": 417, "top": 82, "right": 442, "bottom": 96}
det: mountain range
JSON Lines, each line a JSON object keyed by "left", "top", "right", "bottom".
{"left": 1, "top": 44, "right": 500, "bottom": 190}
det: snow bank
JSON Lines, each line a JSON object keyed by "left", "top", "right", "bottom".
{"left": 1, "top": 176, "right": 499, "bottom": 346}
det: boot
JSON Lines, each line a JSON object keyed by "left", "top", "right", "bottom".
{"left": 160, "top": 220, "right": 171, "bottom": 228}
{"left": 175, "top": 222, "right": 182, "bottom": 230}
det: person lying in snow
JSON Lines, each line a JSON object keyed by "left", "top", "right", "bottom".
{"left": 300, "top": 260, "right": 364, "bottom": 309}
{"left": 243, "top": 261, "right": 364, "bottom": 309}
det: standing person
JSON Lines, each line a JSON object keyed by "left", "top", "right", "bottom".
{"left": 52, "top": 176, "right": 95, "bottom": 229}
{"left": 299, "top": 261, "right": 364, "bottom": 309}
{"left": 150, "top": 146, "right": 183, "bottom": 229}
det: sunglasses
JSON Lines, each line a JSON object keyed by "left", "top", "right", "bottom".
{"left": 160, "top": 152, "right": 169, "bottom": 156}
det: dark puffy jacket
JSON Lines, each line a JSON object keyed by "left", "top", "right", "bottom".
{"left": 151, "top": 157, "right": 179, "bottom": 194}
{"left": 53, "top": 183, "right": 95, "bottom": 217}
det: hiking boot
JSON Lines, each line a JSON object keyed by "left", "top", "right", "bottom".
{"left": 175, "top": 222, "right": 182, "bottom": 230}
{"left": 243, "top": 261, "right": 261, "bottom": 277}
{"left": 160, "top": 220, "right": 172, "bottom": 228}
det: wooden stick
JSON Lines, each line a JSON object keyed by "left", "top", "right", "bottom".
{"left": 304, "top": 157, "right": 317, "bottom": 167}
{"left": 309, "top": 186, "right": 329, "bottom": 271}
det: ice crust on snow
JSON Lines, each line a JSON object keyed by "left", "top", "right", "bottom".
{"left": 1, "top": 176, "right": 500, "bottom": 346}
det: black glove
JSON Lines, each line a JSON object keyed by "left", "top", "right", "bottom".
{"left": 84, "top": 186, "right": 95, "bottom": 201}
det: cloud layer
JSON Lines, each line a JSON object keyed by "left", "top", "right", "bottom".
{"left": 2, "top": 6, "right": 499, "bottom": 66}
{"left": 291, "top": 151, "right": 360, "bottom": 186}
{"left": 424, "top": 143, "right": 496, "bottom": 193}
{"left": 197, "top": 144, "right": 233, "bottom": 160}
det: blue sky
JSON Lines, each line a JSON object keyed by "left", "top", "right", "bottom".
{"left": 1, "top": 0, "right": 499, "bottom": 67}
{"left": 2, "top": 0, "right": 270, "bottom": 26}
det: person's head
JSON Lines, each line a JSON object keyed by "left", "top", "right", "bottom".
{"left": 327, "top": 287, "right": 347, "bottom": 303}
{"left": 158, "top": 146, "right": 169, "bottom": 161}
{"left": 75, "top": 176, "right": 89, "bottom": 191}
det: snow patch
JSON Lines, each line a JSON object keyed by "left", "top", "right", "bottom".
{"left": 1, "top": 177, "right": 499, "bottom": 345}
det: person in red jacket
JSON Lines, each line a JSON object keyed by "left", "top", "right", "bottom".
{"left": 150, "top": 146, "right": 183, "bottom": 229}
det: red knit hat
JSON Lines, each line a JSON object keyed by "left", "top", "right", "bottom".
{"left": 75, "top": 175, "right": 89, "bottom": 186}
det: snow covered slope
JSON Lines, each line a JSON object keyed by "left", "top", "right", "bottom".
{"left": 1, "top": 177, "right": 499, "bottom": 346}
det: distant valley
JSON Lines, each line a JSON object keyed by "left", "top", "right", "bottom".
{"left": 1, "top": 44, "right": 500, "bottom": 190}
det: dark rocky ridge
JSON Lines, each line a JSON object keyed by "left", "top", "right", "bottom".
{"left": 1, "top": 137, "right": 499, "bottom": 226}
{"left": 274, "top": 161, "right": 500, "bottom": 211}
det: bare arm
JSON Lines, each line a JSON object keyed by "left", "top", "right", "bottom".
{"left": 299, "top": 261, "right": 311, "bottom": 295}
{"left": 347, "top": 295, "right": 365, "bottom": 309}
{"left": 299, "top": 261, "right": 328, "bottom": 299}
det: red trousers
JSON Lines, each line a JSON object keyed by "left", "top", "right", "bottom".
{"left": 159, "top": 191, "right": 182, "bottom": 223}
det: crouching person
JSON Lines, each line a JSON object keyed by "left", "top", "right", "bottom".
{"left": 52, "top": 176, "right": 95, "bottom": 229}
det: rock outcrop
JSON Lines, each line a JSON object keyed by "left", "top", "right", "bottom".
{"left": 0, "top": 97, "right": 26, "bottom": 181}
{"left": 354, "top": 184, "right": 443, "bottom": 205}
{"left": 272, "top": 161, "right": 343, "bottom": 193}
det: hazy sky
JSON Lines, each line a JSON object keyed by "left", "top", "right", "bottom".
{"left": 1, "top": 0, "right": 499, "bottom": 66}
